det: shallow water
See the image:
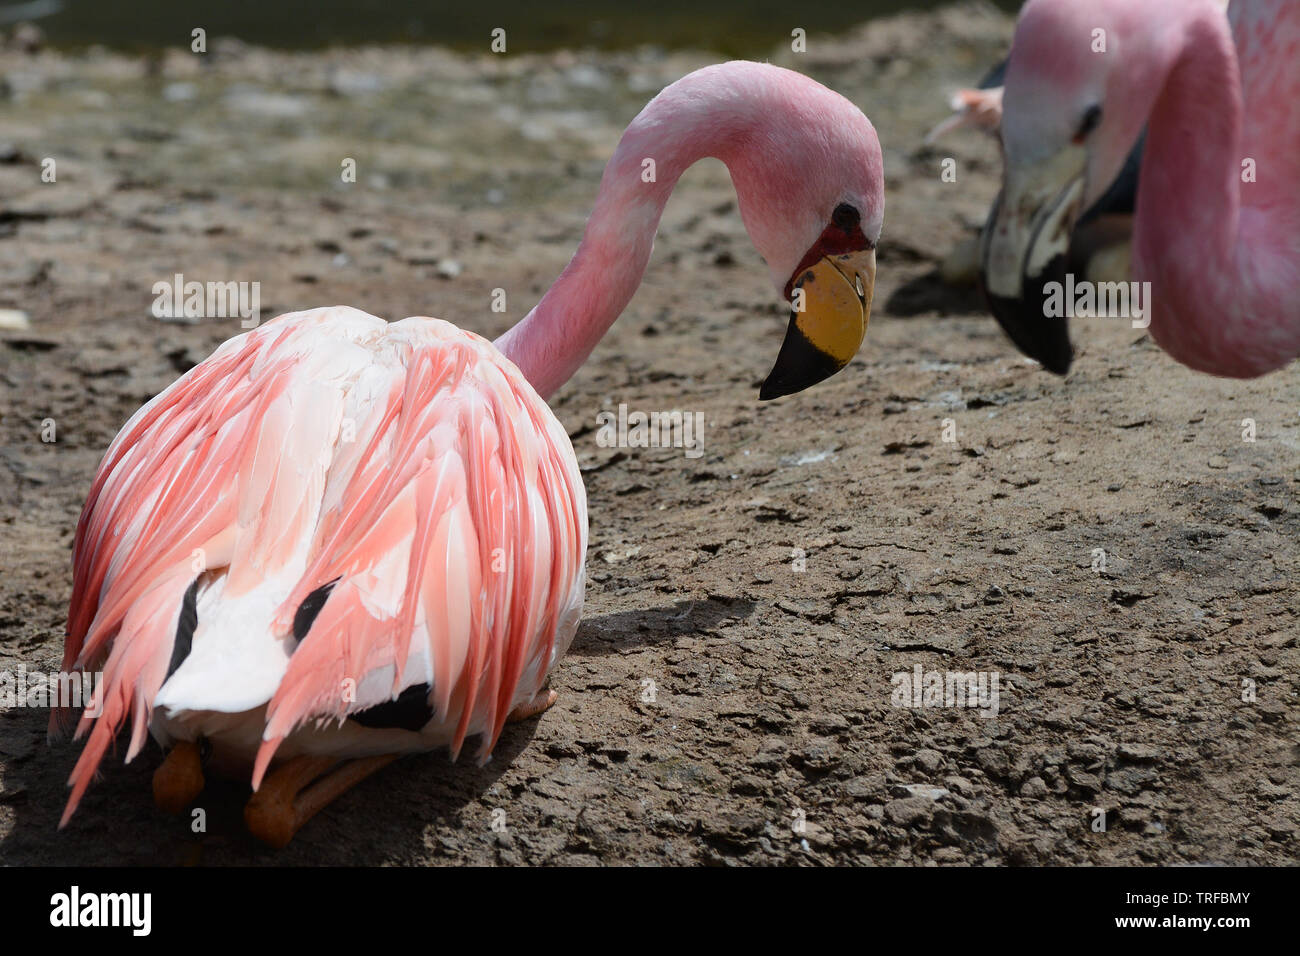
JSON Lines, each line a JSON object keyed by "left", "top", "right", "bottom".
{"left": 27, "top": 0, "right": 1018, "bottom": 55}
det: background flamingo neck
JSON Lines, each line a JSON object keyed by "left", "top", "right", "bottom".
{"left": 1136, "top": 4, "right": 1297, "bottom": 375}
{"left": 493, "top": 81, "right": 751, "bottom": 400}
{"left": 1135, "top": 9, "right": 1239, "bottom": 265}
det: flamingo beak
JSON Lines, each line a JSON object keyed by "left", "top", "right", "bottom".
{"left": 760, "top": 248, "right": 875, "bottom": 400}
{"left": 979, "top": 147, "right": 1086, "bottom": 374}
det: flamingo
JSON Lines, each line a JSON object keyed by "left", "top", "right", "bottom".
{"left": 925, "top": 54, "right": 1145, "bottom": 289}
{"left": 978, "top": 0, "right": 1299, "bottom": 377}
{"left": 924, "top": 63, "right": 1006, "bottom": 145}
{"left": 54, "top": 61, "right": 884, "bottom": 847}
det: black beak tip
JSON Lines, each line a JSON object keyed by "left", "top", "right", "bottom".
{"left": 759, "top": 317, "right": 845, "bottom": 401}
{"left": 981, "top": 273, "right": 1075, "bottom": 376}
{"left": 759, "top": 369, "right": 819, "bottom": 401}
{"left": 1039, "top": 346, "right": 1074, "bottom": 376}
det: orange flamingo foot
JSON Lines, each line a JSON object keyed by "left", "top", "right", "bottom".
{"left": 507, "top": 688, "right": 558, "bottom": 724}
{"left": 152, "top": 740, "right": 205, "bottom": 814}
{"left": 244, "top": 753, "right": 398, "bottom": 849}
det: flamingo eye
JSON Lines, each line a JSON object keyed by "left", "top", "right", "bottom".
{"left": 1073, "top": 104, "right": 1102, "bottom": 143}
{"left": 831, "top": 203, "right": 860, "bottom": 230}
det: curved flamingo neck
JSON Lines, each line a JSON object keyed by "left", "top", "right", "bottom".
{"left": 1135, "top": 1, "right": 1300, "bottom": 376}
{"left": 493, "top": 83, "right": 753, "bottom": 400}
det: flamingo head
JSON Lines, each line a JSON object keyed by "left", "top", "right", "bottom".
{"left": 978, "top": 0, "right": 1189, "bottom": 373}
{"left": 695, "top": 64, "right": 882, "bottom": 401}
{"left": 758, "top": 200, "right": 880, "bottom": 400}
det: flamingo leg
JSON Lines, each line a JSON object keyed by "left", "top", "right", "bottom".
{"left": 244, "top": 690, "right": 555, "bottom": 847}
{"left": 244, "top": 753, "right": 398, "bottom": 848}
{"left": 152, "top": 740, "right": 205, "bottom": 814}
{"left": 508, "top": 688, "right": 558, "bottom": 723}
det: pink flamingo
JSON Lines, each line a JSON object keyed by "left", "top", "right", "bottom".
{"left": 925, "top": 85, "right": 1004, "bottom": 144}
{"left": 55, "top": 61, "right": 883, "bottom": 846}
{"left": 979, "top": 0, "right": 1299, "bottom": 378}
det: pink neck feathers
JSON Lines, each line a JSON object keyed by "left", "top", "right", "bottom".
{"left": 1136, "top": 0, "right": 1300, "bottom": 376}
{"left": 495, "top": 64, "right": 789, "bottom": 399}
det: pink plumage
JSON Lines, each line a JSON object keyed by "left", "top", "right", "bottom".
{"left": 925, "top": 87, "right": 1004, "bottom": 144}
{"left": 58, "top": 308, "right": 587, "bottom": 825}
{"left": 54, "top": 60, "right": 885, "bottom": 842}
{"left": 1134, "top": 0, "right": 1299, "bottom": 376}
{"left": 983, "top": 0, "right": 1298, "bottom": 378}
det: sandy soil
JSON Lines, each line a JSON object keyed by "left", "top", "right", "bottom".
{"left": 0, "top": 4, "right": 1296, "bottom": 865}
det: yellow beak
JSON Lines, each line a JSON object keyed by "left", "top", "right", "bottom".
{"left": 760, "top": 248, "right": 875, "bottom": 400}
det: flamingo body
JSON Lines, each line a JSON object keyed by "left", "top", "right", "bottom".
{"left": 59, "top": 306, "right": 586, "bottom": 824}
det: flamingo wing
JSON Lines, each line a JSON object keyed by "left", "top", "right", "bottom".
{"left": 59, "top": 306, "right": 587, "bottom": 823}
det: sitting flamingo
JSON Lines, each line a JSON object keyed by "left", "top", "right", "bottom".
{"left": 54, "top": 61, "right": 883, "bottom": 846}
{"left": 979, "top": 0, "right": 1299, "bottom": 377}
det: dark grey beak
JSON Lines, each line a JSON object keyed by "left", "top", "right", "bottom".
{"left": 978, "top": 152, "right": 1087, "bottom": 375}
{"left": 979, "top": 193, "right": 1074, "bottom": 375}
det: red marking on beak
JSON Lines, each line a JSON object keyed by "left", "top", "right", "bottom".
{"left": 784, "top": 217, "right": 873, "bottom": 301}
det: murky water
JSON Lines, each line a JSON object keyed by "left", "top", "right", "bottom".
{"left": 18, "top": 0, "right": 1018, "bottom": 55}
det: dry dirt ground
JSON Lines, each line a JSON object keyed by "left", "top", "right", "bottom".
{"left": 0, "top": 4, "right": 1296, "bottom": 865}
